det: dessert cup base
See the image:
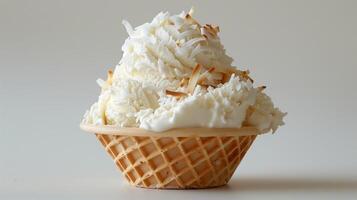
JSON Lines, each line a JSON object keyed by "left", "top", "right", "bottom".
{"left": 94, "top": 132, "right": 256, "bottom": 189}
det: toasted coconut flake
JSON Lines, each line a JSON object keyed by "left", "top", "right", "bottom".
{"left": 187, "top": 64, "right": 202, "bottom": 94}
{"left": 166, "top": 90, "right": 188, "bottom": 99}
{"left": 220, "top": 72, "right": 230, "bottom": 84}
{"left": 258, "top": 86, "right": 267, "bottom": 91}
{"left": 107, "top": 70, "right": 113, "bottom": 85}
{"left": 208, "top": 66, "right": 215, "bottom": 73}
{"left": 238, "top": 70, "right": 254, "bottom": 83}
{"left": 197, "top": 78, "right": 206, "bottom": 85}
{"left": 206, "top": 24, "right": 215, "bottom": 32}
{"left": 213, "top": 25, "right": 220, "bottom": 32}
{"left": 201, "top": 67, "right": 215, "bottom": 77}
{"left": 198, "top": 84, "right": 209, "bottom": 90}
{"left": 192, "top": 63, "right": 201, "bottom": 75}
{"left": 185, "top": 13, "right": 201, "bottom": 27}
{"left": 227, "top": 68, "right": 238, "bottom": 75}
{"left": 213, "top": 78, "right": 223, "bottom": 85}
{"left": 203, "top": 24, "right": 219, "bottom": 37}
{"left": 204, "top": 27, "right": 214, "bottom": 36}
{"left": 197, "top": 79, "right": 216, "bottom": 89}
{"left": 179, "top": 78, "right": 189, "bottom": 87}
{"left": 197, "top": 66, "right": 215, "bottom": 86}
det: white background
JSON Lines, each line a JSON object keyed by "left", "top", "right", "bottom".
{"left": 1, "top": 0, "right": 356, "bottom": 199}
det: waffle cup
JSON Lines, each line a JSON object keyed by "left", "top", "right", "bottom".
{"left": 80, "top": 124, "right": 260, "bottom": 189}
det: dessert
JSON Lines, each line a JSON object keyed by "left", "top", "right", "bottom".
{"left": 80, "top": 8, "right": 286, "bottom": 189}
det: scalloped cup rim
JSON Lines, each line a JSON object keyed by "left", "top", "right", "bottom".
{"left": 80, "top": 123, "right": 266, "bottom": 137}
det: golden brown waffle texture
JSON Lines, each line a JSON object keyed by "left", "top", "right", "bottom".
{"left": 96, "top": 133, "right": 256, "bottom": 189}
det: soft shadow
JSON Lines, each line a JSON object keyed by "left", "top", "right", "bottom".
{"left": 214, "top": 176, "right": 357, "bottom": 192}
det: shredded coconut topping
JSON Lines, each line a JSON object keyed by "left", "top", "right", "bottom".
{"left": 82, "top": 9, "right": 286, "bottom": 133}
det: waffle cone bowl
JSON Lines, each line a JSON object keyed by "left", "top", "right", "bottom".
{"left": 81, "top": 124, "right": 260, "bottom": 189}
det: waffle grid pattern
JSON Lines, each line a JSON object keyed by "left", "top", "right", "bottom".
{"left": 96, "top": 133, "right": 256, "bottom": 189}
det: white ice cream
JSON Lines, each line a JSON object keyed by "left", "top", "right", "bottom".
{"left": 82, "top": 9, "right": 286, "bottom": 133}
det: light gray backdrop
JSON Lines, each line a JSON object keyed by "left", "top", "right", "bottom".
{"left": 1, "top": 0, "right": 356, "bottom": 199}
